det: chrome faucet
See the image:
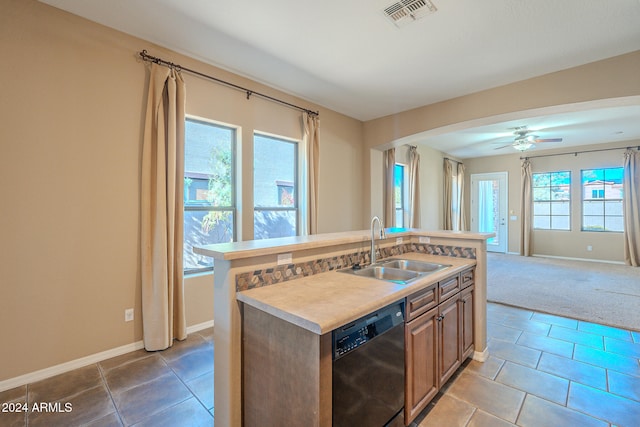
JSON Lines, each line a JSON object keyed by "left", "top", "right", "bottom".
{"left": 370, "top": 216, "right": 386, "bottom": 265}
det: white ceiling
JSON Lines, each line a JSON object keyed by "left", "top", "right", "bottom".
{"left": 40, "top": 0, "right": 640, "bottom": 158}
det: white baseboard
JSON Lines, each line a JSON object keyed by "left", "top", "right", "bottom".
{"left": 531, "top": 254, "right": 625, "bottom": 265}
{"left": 0, "top": 340, "right": 144, "bottom": 393}
{"left": 0, "top": 320, "right": 214, "bottom": 393}
{"left": 472, "top": 347, "right": 489, "bottom": 362}
{"left": 187, "top": 320, "right": 215, "bottom": 334}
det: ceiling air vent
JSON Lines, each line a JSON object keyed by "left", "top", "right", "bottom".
{"left": 384, "top": 0, "right": 437, "bottom": 27}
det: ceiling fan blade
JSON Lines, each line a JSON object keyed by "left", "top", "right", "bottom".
{"left": 534, "top": 138, "right": 563, "bottom": 143}
{"left": 493, "top": 144, "right": 513, "bottom": 150}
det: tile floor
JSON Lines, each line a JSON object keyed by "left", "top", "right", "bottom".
{"left": 0, "top": 328, "right": 214, "bottom": 427}
{"left": 412, "top": 303, "right": 640, "bottom": 427}
{"left": 2, "top": 303, "right": 639, "bottom": 427}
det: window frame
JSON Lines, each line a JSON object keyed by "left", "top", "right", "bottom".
{"left": 253, "top": 132, "right": 301, "bottom": 239}
{"left": 581, "top": 167, "right": 624, "bottom": 233}
{"left": 532, "top": 170, "right": 571, "bottom": 231}
{"left": 183, "top": 116, "right": 238, "bottom": 275}
{"left": 394, "top": 163, "right": 408, "bottom": 228}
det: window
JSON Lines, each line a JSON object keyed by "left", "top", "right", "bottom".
{"left": 581, "top": 168, "right": 624, "bottom": 232}
{"left": 532, "top": 171, "right": 571, "bottom": 230}
{"left": 254, "top": 133, "right": 299, "bottom": 239}
{"left": 184, "top": 118, "right": 236, "bottom": 273}
{"left": 394, "top": 163, "right": 406, "bottom": 228}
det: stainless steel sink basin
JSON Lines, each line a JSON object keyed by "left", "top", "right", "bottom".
{"left": 351, "top": 266, "right": 420, "bottom": 283}
{"left": 338, "top": 258, "right": 451, "bottom": 284}
{"left": 380, "top": 259, "right": 450, "bottom": 273}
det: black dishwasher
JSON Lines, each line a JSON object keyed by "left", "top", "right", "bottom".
{"left": 332, "top": 300, "right": 405, "bottom": 427}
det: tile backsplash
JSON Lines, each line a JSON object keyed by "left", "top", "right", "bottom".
{"left": 236, "top": 243, "right": 475, "bottom": 292}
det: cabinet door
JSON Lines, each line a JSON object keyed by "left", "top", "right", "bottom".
{"left": 460, "top": 285, "right": 474, "bottom": 360}
{"left": 405, "top": 307, "right": 438, "bottom": 425}
{"left": 438, "top": 296, "right": 461, "bottom": 387}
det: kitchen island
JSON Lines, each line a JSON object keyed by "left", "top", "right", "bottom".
{"left": 194, "top": 228, "right": 494, "bottom": 427}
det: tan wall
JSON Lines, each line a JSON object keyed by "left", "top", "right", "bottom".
{"left": 464, "top": 140, "right": 635, "bottom": 261}
{"left": 0, "top": 0, "right": 364, "bottom": 381}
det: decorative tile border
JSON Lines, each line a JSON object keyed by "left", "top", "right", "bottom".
{"left": 236, "top": 243, "right": 476, "bottom": 291}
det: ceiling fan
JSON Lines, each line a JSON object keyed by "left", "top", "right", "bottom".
{"left": 495, "top": 126, "right": 563, "bottom": 152}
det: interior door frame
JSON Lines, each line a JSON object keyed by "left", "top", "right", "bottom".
{"left": 470, "top": 172, "right": 508, "bottom": 253}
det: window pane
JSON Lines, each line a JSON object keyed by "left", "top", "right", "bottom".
{"left": 254, "top": 210, "right": 296, "bottom": 239}
{"left": 605, "top": 200, "right": 623, "bottom": 215}
{"left": 254, "top": 134, "right": 297, "bottom": 208}
{"left": 395, "top": 163, "right": 406, "bottom": 228}
{"left": 581, "top": 168, "right": 624, "bottom": 232}
{"left": 605, "top": 216, "right": 624, "bottom": 232}
{"left": 184, "top": 118, "right": 236, "bottom": 273}
{"left": 534, "top": 216, "right": 551, "bottom": 229}
{"left": 551, "top": 216, "right": 570, "bottom": 230}
{"left": 584, "top": 200, "right": 604, "bottom": 215}
{"left": 184, "top": 210, "right": 233, "bottom": 271}
{"left": 533, "top": 202, "right": 550, "bottom": 215}
{"left": 254, "top": 133, "right": 299, "bottom": 240}
{"left": 583, "top": 216, "right": 605, "bottom": 231}
{"left": 185, "top": 119, "right": 233, "bottom": 208}
{"left": 533, "top": 187, "right": 550, "bottom": 201}
{"left": 532, "top": 173, "right": 550, "bottom": 187}
{"left": 551, "top": 201, "right": 570, "bottom": 215}
{"left": 532, "top": 171, "right": 571, "bottom": 230}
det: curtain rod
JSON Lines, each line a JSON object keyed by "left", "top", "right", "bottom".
{"left": 521, "top": 145, "right": 639, "bottom": 160}
{"left": 443, "top": 157, "right": 461, "bottom": 164}
{"left": 138, "top": 50, "right": 319, "bottom": 117}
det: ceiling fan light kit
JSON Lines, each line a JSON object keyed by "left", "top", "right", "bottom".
{"left": 496, "top": 126, "right": 564, "bottom": 152}
{"left": 513, "top": 142, "right": 534, "bottom": 151}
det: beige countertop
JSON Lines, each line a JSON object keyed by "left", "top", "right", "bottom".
{"left": 237, "top": 253, "right": 476, "bottom": 335}
{"left": 194, "top": 228, "right": 494, "bottom": 261}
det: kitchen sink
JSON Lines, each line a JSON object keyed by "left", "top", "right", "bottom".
{"left": 351, "top": 266, "right": 420, "bottom": 283}
{"left": 380, "top": 259, "right": 450, "bottom": 274}
{"left": 339, "top": 258, "right": 451, "bottom": 285}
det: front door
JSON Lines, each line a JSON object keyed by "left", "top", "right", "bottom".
{"left": 470, "top": 172, "right": 508, "bottom": 253}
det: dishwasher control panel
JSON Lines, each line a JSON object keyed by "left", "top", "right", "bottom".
{"left": 332, "top": 300, "right": 404, "bottom": 360}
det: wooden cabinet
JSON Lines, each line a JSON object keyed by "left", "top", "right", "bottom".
{"left": 406, "top": 285, "right": 437, "bottom": 322}
{"left": 405, "top": 307, "right": 438, "bottom": 424}
{"left": 437, "top": 295, "right": 461, "bottom": 386}
{"left": 459, "top": 285, "right": 474, "bottom": 360}
{"left": 438, "top": 275, "right": 460, "bottom": 303}
{"left": 404, "top": 267, "right": 475, "bottom": 425}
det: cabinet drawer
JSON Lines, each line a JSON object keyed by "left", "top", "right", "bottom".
{"left": 439, "top": 276, "right": 460, "bottom": 302}
{"left": 406, "top": 286, "right": 438, "bottom": 322}
{"left": 460, "top": 268, "right": 474, "bottom": 289}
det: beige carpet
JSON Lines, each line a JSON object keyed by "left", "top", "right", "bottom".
{"left": 487, "top": 253, "right": 640, "bottom": 332}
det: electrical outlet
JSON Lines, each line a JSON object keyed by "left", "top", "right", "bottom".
{"left": 587, "top": 245, "right": 593, "bottom": 252}
{"left": 124, "top": 308, "right": 134, "bottom": 322}
{"left": 419, "top": 236, "right": 430, "bottom": 244}
{"left": 396, "top": 237, "right": 403, "bottom": 245}
{"left": 277, "top": 253, "right": 292, "bottom": 265}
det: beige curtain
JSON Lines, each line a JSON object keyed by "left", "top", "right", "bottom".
{"left": 457, "top": 162, "right": 467, "bottom": 231}
{"left": 383, "top": 148, "right": 396, "bottom": 227}
{"left": 141, "top": 63, "right": 187, "bottom": 351}
{"left": 303, "top": 112, "right": 320, "bottom": 235}
{"left": 623, "top": 149, "right": 640, "bottom": 266}
{"left": 443, "top": 159, "right": 454, "bottom": 230}
{"left": 520, "top": 158, "right": 533, "bottom": 256}
{"left": 408, "top": 146, "right": 421, "bottom": 228}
